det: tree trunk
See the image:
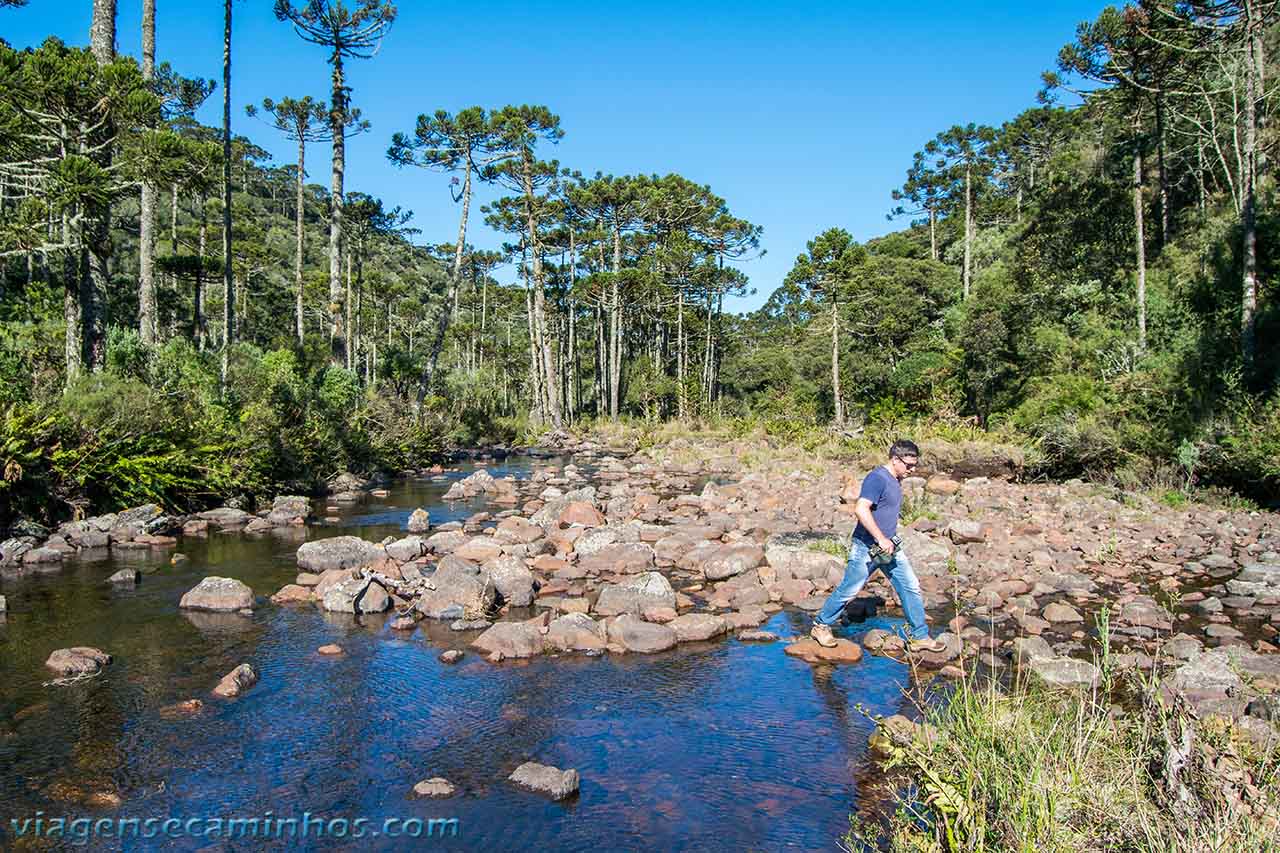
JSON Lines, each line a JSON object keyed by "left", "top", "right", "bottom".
{"left": 831, "top": 298, "right": 843, "bottom": 425}
{"left": 928, "top": 208, "right": 937, "bottom": 261}
{"left": 170, "top": 184, "right": 179, "bottom": 253}
{"left": 90, "top": 0, "right": 116, "bottom": 64}
{"left": 220, "top": 0, "right": 233, "bottom": 388}
{"left": 962, "top": 164, "right": 972, "bottom": 299}
{"left": 83, "top": 0, "right": 116, "bottom": 372}
{"left": 295, "top": 135, "right": 306, "bottom": 344}
{"left": 345, "top": 252, "right": 353, "bottom": 370}
{"left": 1156, "top": 92, "right": 1169, "bottom": 249}
{"left": 63, "top": 213, "right": 82, "bottom": 383}
{"left": 195, "top": 199, "right": 207, "bottom": 350}
{"left": 328, "top": 50, "right": 347, "bottom": 367}
{"left": 520, "top": 153, "right": 560, "bottom": 428}
{"left": 676, "top": 288, "right": 685, "bottom": 419}
{"left": 1133, "top": 146, "right": 1147, "bottom": 352}
{"left": 1242, "top": 2, "right": 1261, "bottom": 371}
{"left": 609, "top": 223, "right": 622, "bottom": 420}
{"left": 138, "top": 0, "right": 158, "bottom": 344}
{"left": 418, "top": 151, "right": 473, "bottom": 405}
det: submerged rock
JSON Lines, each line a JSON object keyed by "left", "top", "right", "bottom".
{"left": 508, "top": 761, "right": 580, "bottom": 800}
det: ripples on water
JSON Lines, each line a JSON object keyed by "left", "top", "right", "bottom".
{"left": 0, "top": 457, "right": 919, "bottom": 851}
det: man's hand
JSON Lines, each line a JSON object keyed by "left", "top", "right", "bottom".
{"left": 876, "top": 537, "right": 895, "bottom": 556}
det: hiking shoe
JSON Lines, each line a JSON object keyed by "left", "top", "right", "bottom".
{"left": 906, "top": 636, "right": 947, "bottom": 654}
{"left": 810, "top": 623, "right": 838, "bottom": 648}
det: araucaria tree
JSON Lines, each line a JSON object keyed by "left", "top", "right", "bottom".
{"left": 247, "top": 96, "right": 363, "bottom": 343}
{"left": 273, "top": 0, "right": 397, "bottom": 368}
{"left": 388, "top": 106, "right": 509, "bottom": 399}
{"left": 485, "top": 105, "right": 564, "bottom": 427}
{"left": 782, "top": 229, "right": 864, "bottom": 426}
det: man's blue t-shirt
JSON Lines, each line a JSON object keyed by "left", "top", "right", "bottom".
{"left": 852, "top": 466, "right": 902, "bottom": 546}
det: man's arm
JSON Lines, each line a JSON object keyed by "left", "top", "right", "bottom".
{"left": 854, "top": 498, "right": 894, "bottom": 555}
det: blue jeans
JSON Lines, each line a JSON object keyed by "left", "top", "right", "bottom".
{"left": 814, "top": 538, "right": 930, "bottom": 640}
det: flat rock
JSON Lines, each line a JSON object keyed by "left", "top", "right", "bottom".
{"left": 471, "top": 622, "right": 544, "bottom": 658}
{"left": 45, "top": 647, "right": 111, "bottom": 675}
{"left": 1028, "top": 657, "right": 1100, "bottom": 690}
{"left": 296, "top": 536, "right": 383, "bottom": 572}
{"left": 1042, "top": 602, "right": 1083, "bottom": 623}
{"left": 668, "top": 613, "right": 729, "bottom": 643}
{"left": 412, "top": 778, "right": 456, "bottom": 798}
{"left": 270, "top": 584, "right": 314, "bottom": 605}
{"left": 545, "top": 613, "right": 607, "bottom": 652}
{"left": 508, "top": 761, "right": 579, "bottom": 800}
{"left": 737, "top": 629, "right": 778, "bottom": 642}
{"left": 317, "top": 644, "right": 344, "bottom": 655}
{"left": 701, "top": 543, "right": 765, "bottom": 581}
{"left": 179, "top": 577, "right": 254, "bottom": 612}
{"left": 784, "top": 638, "right": 864, "bottom": 664}
{"left": 608, "top": 614, "right": 677, "bottom": 653}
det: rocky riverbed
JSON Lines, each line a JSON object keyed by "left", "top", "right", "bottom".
{"left": 3, "top": 432, "right": 1279, "bottom": 847}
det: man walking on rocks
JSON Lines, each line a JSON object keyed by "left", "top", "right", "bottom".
{"left": 810, "top": 439, "right": 944, "bottom": 653}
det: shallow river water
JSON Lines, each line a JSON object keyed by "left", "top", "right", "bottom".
{"left": 0, "top": 456, "right": 917, "bottom": 851}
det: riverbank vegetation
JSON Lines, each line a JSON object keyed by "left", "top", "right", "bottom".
{"left": 1, "top": 1, "right": 1278, "bottom": 528}
{"left": 851, "top": 662, "right": 1280, "bottom": 852}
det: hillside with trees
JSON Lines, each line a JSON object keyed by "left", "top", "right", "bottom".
{"left": 0, "top": 0, "right": 1277, "bottom": 526}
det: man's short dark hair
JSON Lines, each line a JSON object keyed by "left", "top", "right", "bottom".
{"left": 889, "top": 439, "right": 920, "bottom": 459}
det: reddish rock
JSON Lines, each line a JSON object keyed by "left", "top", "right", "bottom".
{"left": 317, "top": 644, "right": 344, "bottom": 656}
{"left": 784, "top": 638, "right": 864, "bottom": 664}
{"left": 211, "top": 663, "right": 258, "bottom": 698}
{"left": 558, "top": 501, "right": 606, "bottom": 528}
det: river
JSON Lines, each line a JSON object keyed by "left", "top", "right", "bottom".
{"left": 0, "top": 455, "right": 916, "bottom": 851}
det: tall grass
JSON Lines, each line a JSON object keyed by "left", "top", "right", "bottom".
{"left": 849, "top": 664, "right": 1280, "bottom": 852}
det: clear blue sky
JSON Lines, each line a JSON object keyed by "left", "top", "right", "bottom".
{"left": 7, "top": 0, "right": 1104, "bottom": 312}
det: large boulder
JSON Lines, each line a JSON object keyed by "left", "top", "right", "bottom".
{"left": 484, "top": 555, "right": 537, "bottom": 607}
{"left": 558, "top": 501, "right": 605, "bottom": 528}
{"left": 296, "top": 536, "right": 383, "bottom": 572}
{"left": 608, "top": 614, "right": 677, "bottom": 653}
{"left": 545, "top": 613, "right": 607, "bottom": 652}
{"left": 417, "top": 563, "right": 496, "bottom": 620}
{"left": 592, "top": 572, "right": 676, "bottom": 616}
{"left": 321, "top": 577, "right": 391, "bottom": 614}
{"left": 385, "top": 535, "right": 428, "bottom": 563}
{"left": 578, "top": 543, "right": 655, "bottom": 574}
{"left": 496, "top": 517, "right": 545, "bottom": 545}
{"left": 46, "top": 647, "right": 111, "bottom": 675}
{"left": 764, "top": 533, "right": 843, "bottom": 580}
{"left": 424, "top": 530, "right": 468, "bottom": 554}
{"left": 701, "top": 543, "right": 765, "bottom": 581}
{"left": 471, "top": 621, "right": 544, "bottom": 658}
{"left": 179, "top": 577, "right": 254, "bottom": 612}
{"left": 669, "top": 613, "right": 729, "bottom": 643}
{"left": 454, "top": 537, "right": 505, "bottom": 563}
{"left": 196, "top": 507, "right": 253, "bottom": 527}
